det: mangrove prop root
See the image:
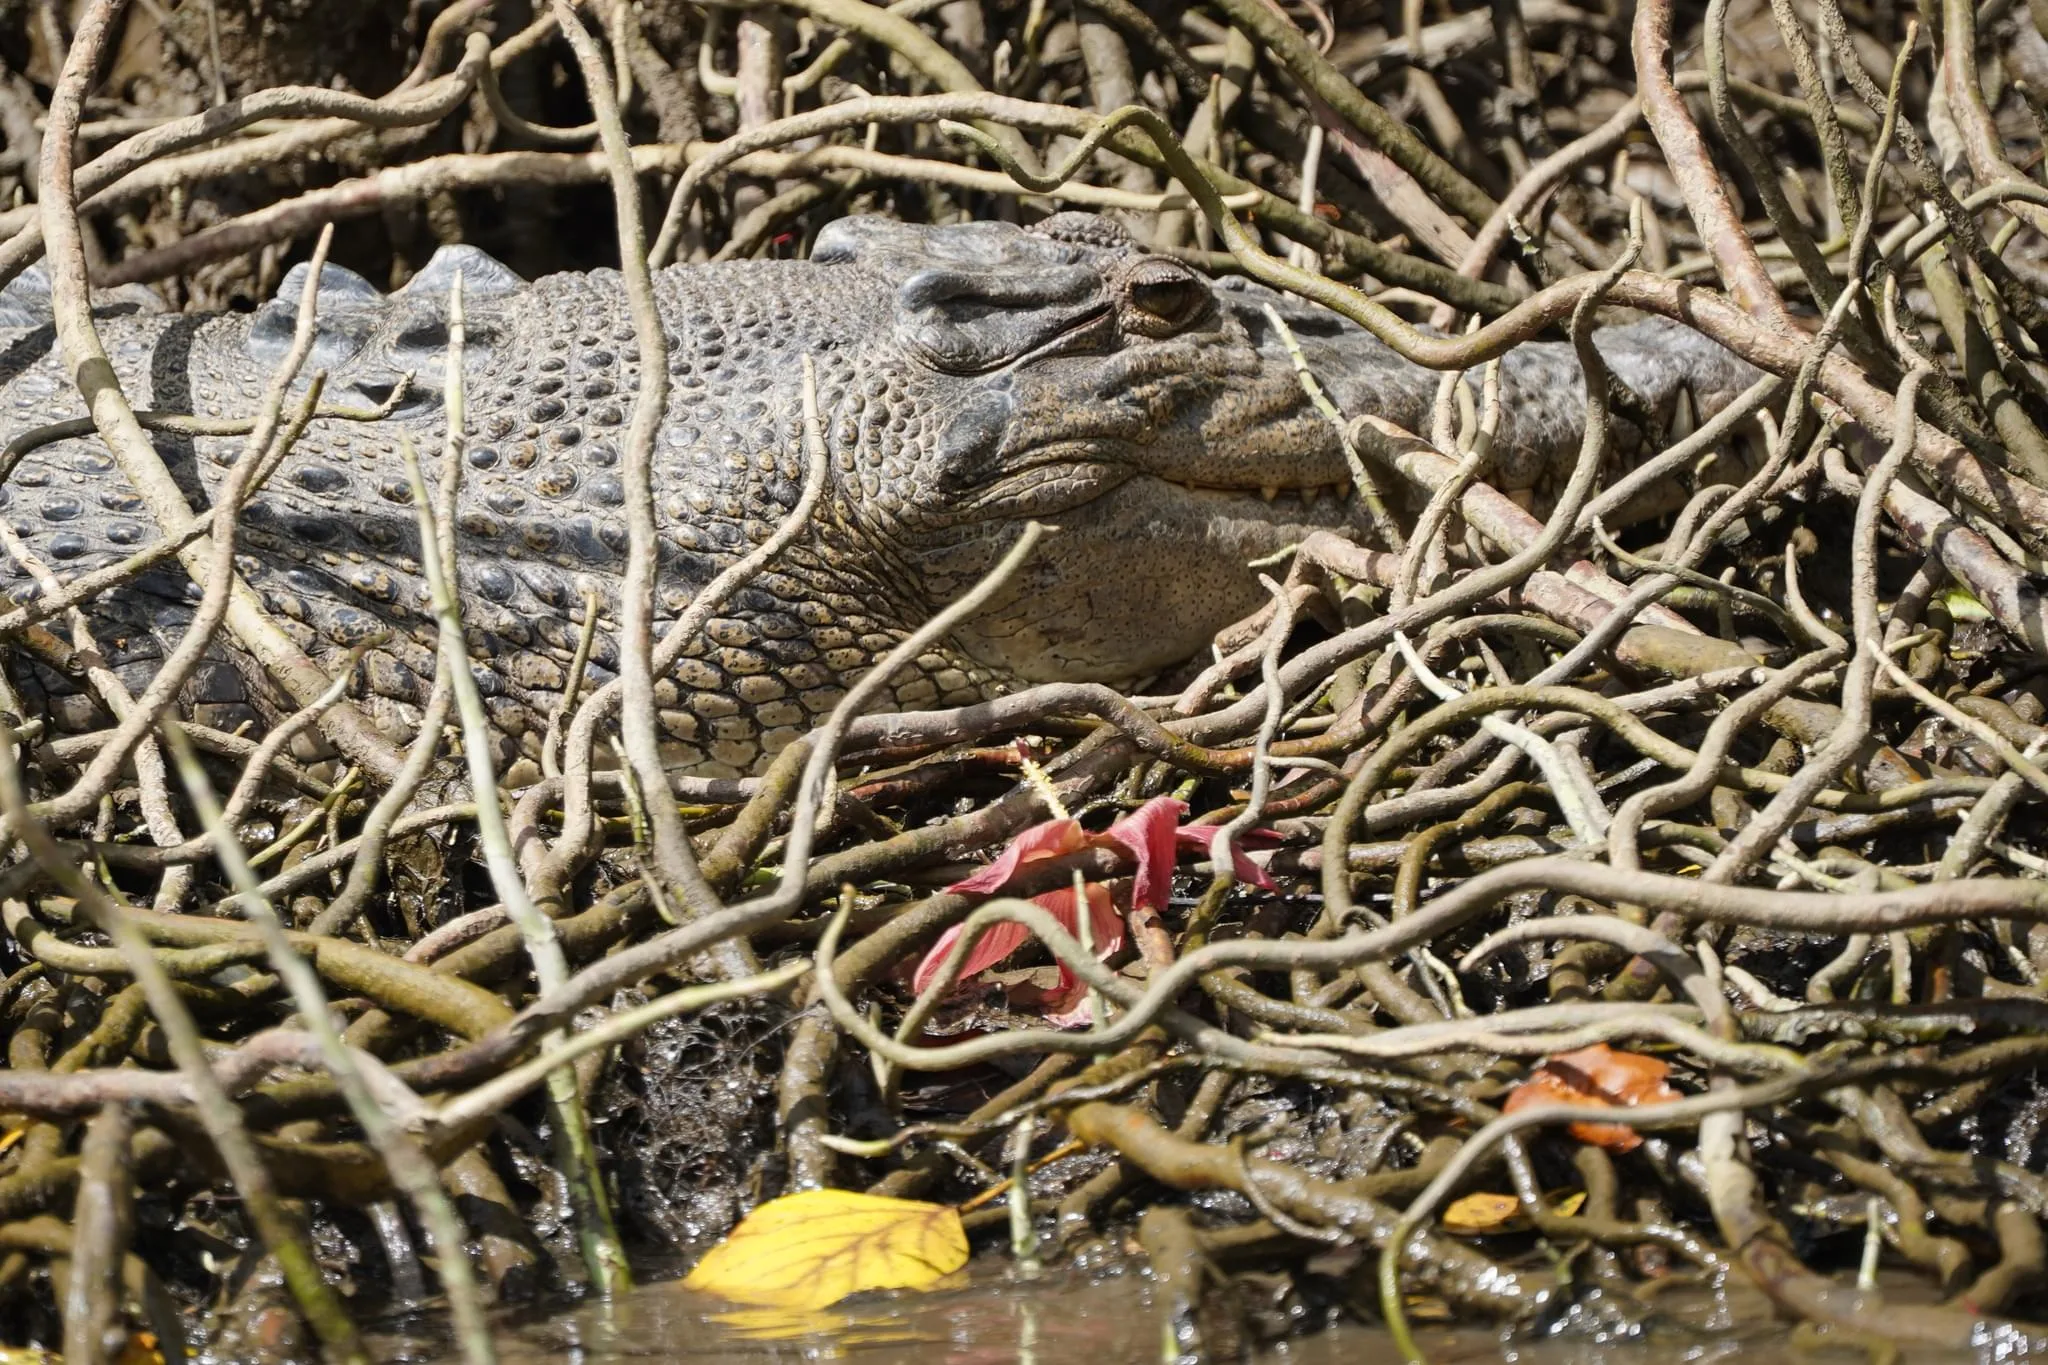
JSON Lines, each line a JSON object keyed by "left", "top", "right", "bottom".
{"left": 0, "top": 0, "right": 2044, "bottom": 1356}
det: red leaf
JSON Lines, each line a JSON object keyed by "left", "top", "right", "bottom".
{"left": 1502, "top": 1044, "right": 1683, "bottom": 1153}
{"left": 1103, "top": 796, "right": 1187, "bottom": 912}
{"left": 910, "top": 884, "right": 1121, "bottom": 996}
{"left": 943, "top": 818, "right": 1088, "bottom": 896}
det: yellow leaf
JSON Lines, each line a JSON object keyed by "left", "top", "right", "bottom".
{"left": 682, "top": 1189, "right": 969, "bottom": 1310}
{"left": 1442, "top": 1192, "right": 1522, "bottom": 1234}
{"left": 1938, "top": 586, "right": 1992, "bottom": 621}
{"left": 0, "top": 1129, "right": 24, "bottom": 1156}
{"left": 1442, "top": 1190, "right": 1588, "bottom": 1235}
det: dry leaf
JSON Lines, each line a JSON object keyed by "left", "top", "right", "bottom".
{"left": 682, "top": 1189, "right": 969, "bottom": 1310}
{"left": 1503, "top": 1044, "right": 1683, "bottom": 1152}
{"left": 1441, "top": 1189, "right": 1589, "bottom": 1235}
{"left": 1442, "top": 1192, "right": 1521, "bottom": 1234}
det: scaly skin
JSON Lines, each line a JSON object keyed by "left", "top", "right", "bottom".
{"left": 0, "top": 214, "right": 1759, "bottom": 777}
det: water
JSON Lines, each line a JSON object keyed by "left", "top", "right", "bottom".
{"left": 396, "top": 1262, "right": 2001, "bottom": 1364}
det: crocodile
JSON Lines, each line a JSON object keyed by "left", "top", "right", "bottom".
{"left": 0, "top": 213, "right": 1759, "bottom": 778}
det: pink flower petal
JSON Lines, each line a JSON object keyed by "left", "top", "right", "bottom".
{"left": 912, "top": 919, "right": 1032, "bottom": 995}
{"left": 1028, "top": 882, "right": 1126, "bottom": 960}
{"left": 943, "top": 818, "right": 1088, "bottom": 896}
{"left": 1173, "top": 826, "right": 1280, "bottom": 891}
{"left": 1038, "top": 967, "right": 1097, "bottom": 1029}
{"left": 1074, "top": 882, "right": 1126, "bottom": 960}
{"left": 909, "top": 883, "right": 1123, "bottom": 996}
{"left": 1103, "top": 796, "right": 1188, "bottom": 912}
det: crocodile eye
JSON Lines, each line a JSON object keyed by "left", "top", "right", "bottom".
{"left": 1124, "top": 267, "right": 1205, "bottom": 336}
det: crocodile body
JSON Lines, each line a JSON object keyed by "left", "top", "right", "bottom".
{"left": 0, "top": 215, "right": 1759, "bottom": 777}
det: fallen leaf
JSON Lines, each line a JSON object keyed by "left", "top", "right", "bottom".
{"left": 682, "top": 1189, "right": 969, "bottom": 1311}
{"left": 1442, "top": 1192, "right": 1521, "bottom": 1234}
{"left": 1937, "top": 585, "right": 1992, "bottom": 621}
{"left": 1443, "top": 1189, "right": 1587, "bottom": 1236}
{"left": 113, "top": 1332, "right": 163, "bottom": 1365}
{"left": 1551, "top": 1043, "right": 1682, "bottom": 1104}
{"left": 1503, "top": 1044, "right": 1683, "bottom": 1152}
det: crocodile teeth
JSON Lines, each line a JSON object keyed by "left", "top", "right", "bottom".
{"left": 1261, "top": 486, "right": 1280, "bottom": 502}
{"left": 1302, "top": 485, "right": 1323, "bottom": 509}
{"left": 1669, "top": 384, "right": 1698, "bottom": 441}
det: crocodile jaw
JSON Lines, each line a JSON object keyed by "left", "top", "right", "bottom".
{"left": 934, "top": 476, "right": 1362, "bottom": 687}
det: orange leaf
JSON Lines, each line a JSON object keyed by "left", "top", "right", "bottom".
{"left": 113, "top": 1332, "right": 163, "bottom": 1365}
{"left": 1503, "top": 1044, "right": 1682, "bottom": 1152}
{"left": 1549, "top": 1043, "right": 1680, "bottom": 1103}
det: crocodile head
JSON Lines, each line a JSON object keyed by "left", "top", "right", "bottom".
{"left": 802, "top": 213, "right": 1377, "bottom": 689}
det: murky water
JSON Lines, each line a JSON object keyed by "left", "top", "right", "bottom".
{"left": 395, "top": 1261, "right": 1998, "bottom": 1364}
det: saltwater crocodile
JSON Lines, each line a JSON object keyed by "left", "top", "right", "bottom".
{"left": 0, "top": 214, "right": 1758, "bottom": 777}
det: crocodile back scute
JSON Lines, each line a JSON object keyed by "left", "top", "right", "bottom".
{"left": 0, "top": 250, "right": 987, "bottom": 778}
